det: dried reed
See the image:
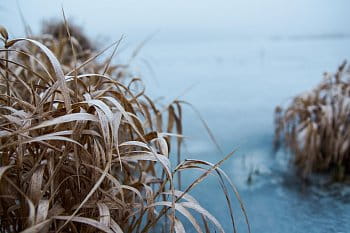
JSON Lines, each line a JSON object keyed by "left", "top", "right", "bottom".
{"left": 275, "top": 61, "right": 350, "bottom": 179}
{"left": 0, "top": 22, "right": 249, "bottom": 233}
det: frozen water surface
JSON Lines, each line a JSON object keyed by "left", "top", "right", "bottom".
{"left": 1, "top": 0, "right": 350, "bottom": 232}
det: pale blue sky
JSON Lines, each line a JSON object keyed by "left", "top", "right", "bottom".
{"left": 1, "top": 0, "right": 349, "bottom": 41}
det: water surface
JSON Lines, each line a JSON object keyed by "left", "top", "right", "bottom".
{"left": 1, "top": 1, "right": 350, "bottom": 232}
{"left": 139, "top": 37, "right": 350, "bottom": 233}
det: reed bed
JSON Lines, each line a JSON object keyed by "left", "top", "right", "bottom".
{"left": 0, "top": 22, "right": 248, "bottom": 233}
{"left": 275, "top": 61, "right": 350, "bottom": 179}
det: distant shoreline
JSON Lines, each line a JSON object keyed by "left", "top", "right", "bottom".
{"left": 269, "top": 33, "right": 350, "bottom": 42}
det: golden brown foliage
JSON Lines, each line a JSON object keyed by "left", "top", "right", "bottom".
{"left": 275, "top": 61, "right": 350, "bottom": 179}
{"left": 0, "top": 23, "right": 248, "bottom": 233}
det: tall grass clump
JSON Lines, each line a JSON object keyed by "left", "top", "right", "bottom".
{"left": 275, "top": 61, "right": 350, "bottom": 180}
{"left": 0, "top": 22, "right": 248, "bottom": 233}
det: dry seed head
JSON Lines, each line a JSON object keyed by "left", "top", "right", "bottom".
{"left": 0, "top": 25, "right": 9, "bottom": 42}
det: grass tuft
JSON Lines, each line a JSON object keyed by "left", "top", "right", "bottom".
{"left": 0, "top": 22, "right": 248, "bottom": 233}
{"left": 275, "top": 61, "right": 350, "bottom": 180}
